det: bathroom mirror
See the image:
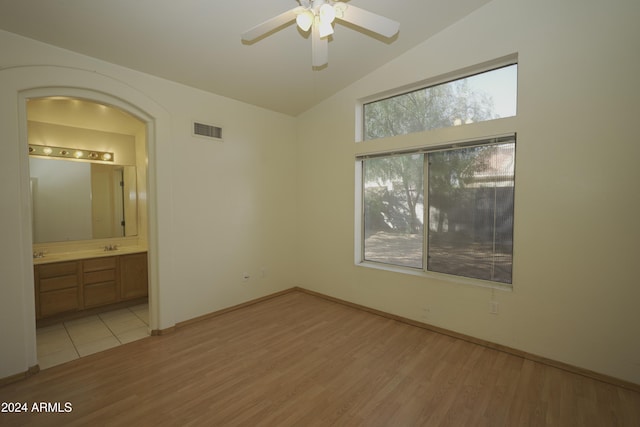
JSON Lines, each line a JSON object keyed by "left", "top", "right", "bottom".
{"left": 30, "top": 157, "right": 138, "bottom": 243}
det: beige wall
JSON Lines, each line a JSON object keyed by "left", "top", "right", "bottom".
{"left": 295, "top": 0, "right": 640, "bottom": 385}
{"left": 1, "top": 0, "right": 639, "bottom": 386}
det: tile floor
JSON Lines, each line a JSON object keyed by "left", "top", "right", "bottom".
{"left": 36, "top": 304, "right": 150, "bottom": 370}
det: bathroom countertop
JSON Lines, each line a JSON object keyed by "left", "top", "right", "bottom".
{"left": 33, "top": 246, "right": 147, "bottom": 265}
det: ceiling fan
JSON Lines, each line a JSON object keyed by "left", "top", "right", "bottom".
{"left": 241, "top": 0, "right": 400, "bottom": 68}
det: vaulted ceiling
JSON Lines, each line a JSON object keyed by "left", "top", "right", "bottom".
{"left": 0, "top": 0, "right": 491, "bottom": 116}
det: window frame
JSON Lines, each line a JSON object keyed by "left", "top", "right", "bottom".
{"left": 355, "top": 57, "right": 518, "bottom": 290}
{"left": 355, "top": 134, "right": 516, "bottom": 290}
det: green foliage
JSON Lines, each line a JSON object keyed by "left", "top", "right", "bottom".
{"left": 364, "top": 80, "right": 496, "bottom": 140}
{"left": 364, "top": 154, "right": 423, "bottom": 235}
{"left": 428, "top": 146, "right": 489, "bottom": 214}
{"left": 363, "top": 78, "right": 500, "bottom": 236}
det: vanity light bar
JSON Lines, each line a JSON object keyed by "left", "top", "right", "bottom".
{"left": 28, "top": 144, "right": 114, "bottom": 162}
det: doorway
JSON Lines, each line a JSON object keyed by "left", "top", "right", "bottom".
{"left": 26, "top": 96, "right": 152, "bottom": 368}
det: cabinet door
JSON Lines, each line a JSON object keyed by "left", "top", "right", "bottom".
{"left": 120, "top": 253, "right": 148, "bottom": 300}
{"left": 84, "top": 282, "right": 118, "bottom": 307}
{"left": 39, "top": 288, "right": 80, "bottom": 317}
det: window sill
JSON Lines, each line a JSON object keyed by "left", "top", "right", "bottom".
{"left": 355, "top": 261, "right": 513, "bottom": 292}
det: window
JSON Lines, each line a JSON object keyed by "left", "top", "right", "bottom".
{"left": 363, "top": 153, "right": 424, "bottom": 269}
{"left": 358, "top": 61, "right": 517, "bottom": 285}
{"left": 426, "top": 142, "right": 515, "bottom": 283}
{"left": 363, "top": 64, "right": 517, "bottom": 141}
{"left": 360, "top": 136, "right": 515, "bottom": 284}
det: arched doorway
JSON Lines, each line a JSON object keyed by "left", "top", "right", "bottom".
{"left": 0, "top": 65, "right": 173, "bottom": 379}
{"left": 26, "top": 96, "right": 151, "bottom": 367}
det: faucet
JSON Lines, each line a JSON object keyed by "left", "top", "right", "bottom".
{"left": 103, "top": 244, "right": 119, "bottom": 251}
{"left": 33, "top": 250, "right": 46, "bottom": 259}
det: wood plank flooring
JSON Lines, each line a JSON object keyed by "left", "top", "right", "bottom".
{"left": 1, "top": 290, "right": 639, "bottom": 426}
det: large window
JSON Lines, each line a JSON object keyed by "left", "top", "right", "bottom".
{"left": 360, "top": 136, "right": 515, "bottom": 284}
{"left": 363, "top": 64, "right": 517, "bottom": 141}
{"left": 358, "top": 61, "right": 517, "bottom": 285}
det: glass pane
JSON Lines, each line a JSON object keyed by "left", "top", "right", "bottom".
{"left": 427, "top": 143, "right": 515, "bottom": 283}
{"left": 364, "top": 64, "right": 517, "bottom": 140}
{"left": 363, "top": 153, "right": 424, "bottom": 268}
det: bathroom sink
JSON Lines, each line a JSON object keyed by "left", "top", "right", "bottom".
{"left": 33, "top": 247, "right": 147, "bottom": 264}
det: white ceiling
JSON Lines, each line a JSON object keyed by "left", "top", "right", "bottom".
{"left": 0, "top": 0, "right": 491, "bottom": 116}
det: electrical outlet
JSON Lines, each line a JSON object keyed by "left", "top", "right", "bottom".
{"left": 489, "top": 300, "right": 499, "bottom": 315}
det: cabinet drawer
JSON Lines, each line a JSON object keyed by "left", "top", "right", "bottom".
{"left": 38, "top": 261, "right": 78, "bottom": 279}
{"left": 40, "top": 288, "right": 79, "bottom": 317}
{"left": 84, "top": 269, "right": 116, "bottom": 285}
{"left": 84, "top": 282, "right": 118, "bottom": 308}
{"left": 40, "top": 275, "right": 79, "bottom": 292}
{"left": 83, "top": 257, "right": 117, "bottom": 272}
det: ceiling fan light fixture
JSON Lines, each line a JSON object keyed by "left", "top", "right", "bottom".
{"left": 241, "top": 0, "right": 400, "bottom": 68}
{"left": 296, "top": 10, "right": 314, "bottom": 32}
{"left": 318, "top": 18, "right": 334, "bottom": 38}
{"left": 319, "top": 3, "right": 336, "bottom": 24}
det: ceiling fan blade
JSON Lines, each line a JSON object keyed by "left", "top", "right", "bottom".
{"left": 312, "top": 22, "right": 328, "bottom": 67}
{"left": 336, "top": 4, "right": 400, "bottom": 38}
{"left": 241, "top": 7, "right": 303, "bottom": 42}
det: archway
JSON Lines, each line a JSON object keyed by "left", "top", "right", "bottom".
{"left": 0, "top": 65, "right": 172, "bottom": 377}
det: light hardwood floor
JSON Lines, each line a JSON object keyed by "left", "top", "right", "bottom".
{"left": 1, "top": 290, "right": 639, "bottom": 426}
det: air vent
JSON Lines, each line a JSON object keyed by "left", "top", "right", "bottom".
{"left": 193, "top": 122, "right": 223, "bottom": 140}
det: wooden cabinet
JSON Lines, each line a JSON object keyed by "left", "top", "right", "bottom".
{"left": 120, "top": 252, "right": 148, "bottom": 300}
{"left": 35, "top": 261, "right": 81, "bottom": 318}
{"left": 83, "top": 257, "right": 118, "bottom": 308}
{"left": 34, "top": 252, "right": 147, "bottom": 321}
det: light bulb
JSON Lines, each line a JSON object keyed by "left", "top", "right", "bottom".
{"left": 74, "top": 150, "right": 84, "bottom": 158}
{"left": 296, "top": 10, "right": 313, "bottom": 32}
{"left": 319, "top": 4, "right": 336, "bottom": 24}
{"left": 42, "top": 147, "right": 53, "bottom": 155}
{"left": 319, "top": 20, "right": 334, "bottom": 38}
